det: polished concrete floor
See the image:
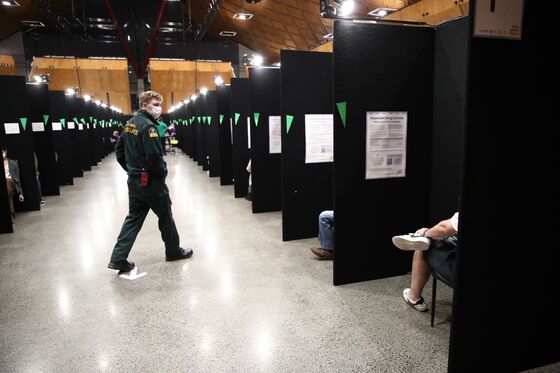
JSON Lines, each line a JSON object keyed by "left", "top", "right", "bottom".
{"left": 1, "top": 152, "right": 462, "bottom": 372}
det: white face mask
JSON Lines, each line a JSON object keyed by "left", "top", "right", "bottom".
{"left": 2, "top": 151, "right": 6, "bottom": 160}
{"left": 146, "top": 104, "right": 162, "bottom": 119}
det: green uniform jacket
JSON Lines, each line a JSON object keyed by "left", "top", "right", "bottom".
{"left": 115, "top": 110, "right": 167, "bottom": 178}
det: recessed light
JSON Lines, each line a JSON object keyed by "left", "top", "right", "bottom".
{"left": 220, "top": 31, "right": 237, "bottom": 37}
{"left": 2, "top": 0, "right": 20, "bottom": 7}
{"left": 233, "top": 13, "right": 253, "bottom": 20}
{"left": 368, "top": 7, "right": 397, "bottom": 17}
{"left": 21, "top": 20, "right": 45, "bottom": 27}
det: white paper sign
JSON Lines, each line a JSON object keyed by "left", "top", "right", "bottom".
{"left": 32, "top": 122, "right": 45, "bottom": 132}
{"left": 230, "top": 118, "right": 233, "bottom": 144}
{"left": 4, "top": 123, "right": 20, "bottom": 134}
{"left": 52, "top": 122, "right": 62, "bottom": 131}
{"left": 86, "top": 123, "right": 90, "bottom": 129}
{"left": 305, "top": 114, "right": 334, "bottom": 163}
{"left": 474, "top": 0, "right": 524, "bottom": 40}
{"left": 68, "top": 122, "right": 75, "bottom": 129}
{"left": 78, "top": 123, "right": 83, "bottom": 130}
{"left": 247, "top": 117, "right": 251, "bottom": 149}
{"left": 269, "top": 116, "right": 282, "bottom": 154}
{"left": 365, "top": 112, "right": 407, "bottom": 179}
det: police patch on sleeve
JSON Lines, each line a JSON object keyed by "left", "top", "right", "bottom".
{"left": 149, "top": 127, "right": 159, "bottom": 138}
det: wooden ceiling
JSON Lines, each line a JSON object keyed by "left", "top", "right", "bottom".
{"left": 1, "top": 1, "right": 467, "bottom": 64}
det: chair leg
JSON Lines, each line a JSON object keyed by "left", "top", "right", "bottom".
{"left": 431, "top": 275, "right": 437, "bottom": 327}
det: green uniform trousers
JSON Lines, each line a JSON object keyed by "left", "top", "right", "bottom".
{"left": 110, "top": 175, "right": 180, "bottom": 262}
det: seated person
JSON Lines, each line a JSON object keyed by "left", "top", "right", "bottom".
{"left": 392, "top": 212, "right": 459, "bottom": 312}
{"left": 310, "top": 210, "right": 334, "bottom": 260}
{"left": 2, "top": 145, "right": 25, "bottom": 223}
{"left": 110, "top": 130, "right": 121, "bottom": 144}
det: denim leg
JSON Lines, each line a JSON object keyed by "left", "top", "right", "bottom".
{"left": 318, "top": 210, "right": 334, "bottom": 251}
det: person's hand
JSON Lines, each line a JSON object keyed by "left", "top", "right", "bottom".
{"left": 18, "top": 194, "right": 24, "bottom": 202}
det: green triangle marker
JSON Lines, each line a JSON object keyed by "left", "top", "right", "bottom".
{"left": 336, "top": 101, "right": 347, "bottom": 128}
{"left": 253, "top": 112, "right": 260, "bottom": 127}
{"left": 80, "top": 118, "right": 86, "bottom": 124}
{"left": 89, "top": 116, "right": 93, "bottom": 123}
{"left": 207, "top": 116, "right": 212, "bottom": 125}
{"left": 20, "top": 117, "right": 28, "bottom": 131}
{"left": 197, "top": 116, "right": 201, "bottom": 123}
{"left": 43, "top": 114, "right": 49, "bottom": 125}
{"left": 73, "top": 117, "right": 79, "bottom": 125}
{"left": 60, "top": 118, "right": 66, "bottom": 128}
{"left": 219, "top": 114, "right": 224, "bottom": 125}
{"left": 202, "top": 116, "right": 207, "bottom": 124}
{"left": 286, "top": 115, "right": 294, "bottom": 134}
{"left": 234, "top": 112, "right": 240, "bottom": 125}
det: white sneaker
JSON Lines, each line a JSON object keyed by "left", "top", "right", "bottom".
{"left": 392, "top": 234, "right": 430, "bottom": 251}
{"left": 403, "top": 288, "right": 428, "bottom": 312}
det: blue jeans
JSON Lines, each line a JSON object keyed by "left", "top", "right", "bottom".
{"left": 319, "top": 210, "right": 334, "bottom": 251}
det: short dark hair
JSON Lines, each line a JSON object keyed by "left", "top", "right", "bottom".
{"left": 1, "top": 144, "right": 7, "bottom": 151}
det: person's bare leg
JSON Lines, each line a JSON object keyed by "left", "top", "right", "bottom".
{"left": 410, "top": 250, "right": 430, "bottom": 301}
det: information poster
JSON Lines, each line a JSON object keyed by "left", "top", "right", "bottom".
{"left": 305, "top": 114, "right": 333, "bottom": 163}
{"left": 365, "top": 112, "right": 407, "bottom": 179}
{"left": 52, "top": 122, "right": 62, "bottom": 131}
{"left": 4, "top": 123, "right": 20, "bottom": 134}
{"left": 32, "top": 122, "right": 45, "bottom": 132}
{"left": 230, "top": 118, "right": 233, "bottom": 144}
{"left": 68, "top": 122, "right": 75, "bottom": 129}
{"left": 269, "top": 116, "right": 282, "bottom": 154}
{"left": 247, "top": 117, "right": 251, "bottom": 149}
{"left": 474, "top": 0, "right": 524, "bottom": 40}
{"left": 78, "top": 123, "right": 83, "bottom": 130}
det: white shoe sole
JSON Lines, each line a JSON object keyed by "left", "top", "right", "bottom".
{"left": 392, "top": 235, "right": 430, "bottom": 251}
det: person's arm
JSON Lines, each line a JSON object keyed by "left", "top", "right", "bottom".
{"left": 415, "top": 218, "right": 457, "bottom": 240}
{"left": 142, "top": 125, "right": 167, "bottom": 178}
{"left": 115, "top": 136, "right": 128, "bottom": 172}
{"left": 11, "top": 160, "right": 24, "bottom": 201}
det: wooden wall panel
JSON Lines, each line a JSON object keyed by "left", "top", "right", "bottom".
{"left": 0, "top": 55, "right": 16, "bottom": 76}
{"left": 30, "top": 57, "right": 131, "bottom": 113}
{"left": 150, "top": 60, "right": 234, "bottom": 113}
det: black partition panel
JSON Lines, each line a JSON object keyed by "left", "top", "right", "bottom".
{"left": 48, "top": 91, "right": 73, "bottom": 186}
{"left": 0, "top": 76, "right": 41, "bottom": 212}
{"left": 430, "top": 17, "right": 468, "bottom": 223}
{"left": 195, "top": 99, "right": 207, "bottom": 168}
{"left": 72, "top": 99, "right": 92, "bottom": 172}
{"left": 217, "top": 86, "right": 233, "bottom": 185}
{"left": 280, "top": 50, "right": 334, "bottom": 241}
{"left": 64, "top": 96, "right": 83, "bottom": 177}
{"left": 249, "top": 68, "right": 282, "bottom": 213}
{"left": 26, "top": 84, "right": 60, "bottom": 196}
{"left": 449, "top": 4, "right": 558, "bottom": 371}
{"left": 333, "top": 21, "right": 434, "bottom": 285}
{"left": 205, "top": 91, "right": 220, "bottom": 178}
{"left": 230, "top": 78, "right": 250, "bottom": 198}
{"left": 85, "top": 102, "right": 98, "bottom": 166}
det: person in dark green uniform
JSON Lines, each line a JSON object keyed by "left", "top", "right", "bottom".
{"left": 107, "top": 91, "right": 193, "bottom": 272}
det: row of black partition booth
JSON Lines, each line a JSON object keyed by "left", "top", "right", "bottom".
{"left": 0, "top": 75, "right": 124, "bottom": 234}
{"left": 166, "top": 7, "right": 557, "bottom": 372}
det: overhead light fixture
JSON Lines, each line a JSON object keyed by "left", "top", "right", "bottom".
{"left": 95, "top": 100, "right": 101, "bottom": 105}
{"left": 2, "top": 0, "right": 20, "bottom": 7}
{"left": 233, "top": 13, "right": 253, "bottom": 20}
{"left": 272, "top": 62, "right": 281, "bottom": 67}
{"left": 33, "top": 75, "right": 42, "bottom": 83}
{"left": 220, "top": 31, "right": 237, "bottom": 37}
{"left": 214, "top": 75, "right": 224, "bottom": 86}
{"left": 21, "top": 20, "right": 45, "bottom": 27}
{"left": 101, "top": 103, "right": 108, "bottom": 108}
{"left": 368, "top": 7, "right": 397, "bottom": 17}
{"left": 338, "top": 0, "right": 355, "bottom": 16}
{"left": 252, "top": 54, "right": 263, "bottom": 66}
{"left": 127, "top": 35, "right": 131, "bottom": 41}
{"left": 183, "top": 99, "right": 190, "bottom": 104}
{"left": 191, "top": 95, "right": 197, "bottom": 101}
{"left": 200, "top": 87, "right": 208, "bottom": 95}
{"left": 83, "top": 95, "right": 92, "bottom": 102}
{"left": 323, "top": 33, "right": 333, "bottom": 40}
{"left": 65, "top": 87, "right": 79, "bottom": 96}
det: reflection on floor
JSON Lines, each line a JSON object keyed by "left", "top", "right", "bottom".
{"left": 1, "top": 152, "right": 456, "bottom": 372}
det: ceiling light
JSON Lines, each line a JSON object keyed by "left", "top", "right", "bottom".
{"left": 95, "top": 100, "right": 101, "bottom": 105}
{"left": 183, "top": 99, "right": 190, "bottom": 104}
{"left": 83, "top": 95, "right": 92, "bottom": 102}
{"left": 2, "top": 0, "right": 20, "bottom": 7}
{"left": 368, "top": 7, "right": 397, "bottom": 17}
{"left": 21, "top": 20, "right": 45, "bottom": 27}
{"left": 214, "top": 76, "right": 224, "bottom": 86}
{"left": 200, "top": 87, "right": 208, "bottom": 95}
{"left": 272, "top": 62, "right": 281, "bottom": 67}
{"left": 65, "top": 87, "right": 79, "bottom": 96}
{"left": 338, "top": 0, "right": 355, "bottom": 16}
{"left": 233, "top": 13, "right": 253, "bottom": 20}
{"left": 191, "top": 95, "right": 197, "bottom": 101}
{"left": 34, "top": 75, "right": 42, "bottom": 83}
{"left": 252, "top": 54, "right": 263, "bottom": 66}
{"left": 220, "top": 31, "right": 237, "bottom": 37}
{"left": 101, "top": 103, "right": 108, "bottom": 108}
